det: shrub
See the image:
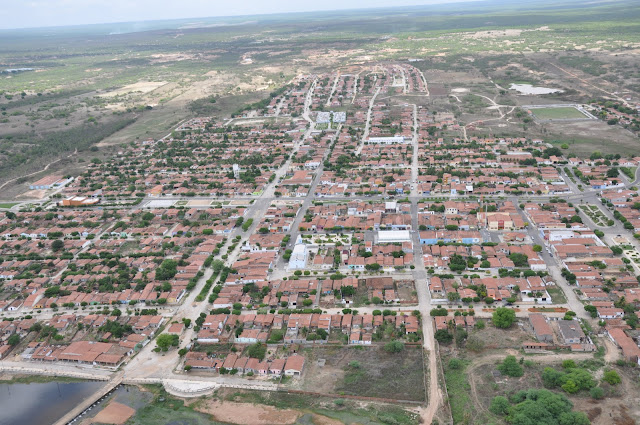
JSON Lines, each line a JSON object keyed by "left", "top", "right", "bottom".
{"left": 590, "top": 386, "right": 605, "bottom": 399}
{"left": 603, "top": 370, "right": 621, "bottom": 385}
{"left": 448, "top": 358, "right": 463, "bottom": 370}
{"left": 434, "top": 329, "right": 453, "bottom": 343}
{"left": 384, "top": 341, "right": 405, "bottom": 353}
{"left": 498, "top": 355, "right": 524, "bottom": 377}
{"left": 489, "top": 396, "right": 510, "bottom": 415}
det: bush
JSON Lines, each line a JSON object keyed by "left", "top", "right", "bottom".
{"left": 590, "top": 386, "right": 605, "bottom": 400}
{"left": 434, "top": 329, "right": 453, "bottom": 343}
{"left": 498, "top": 355, "right": 524, "bottom": 377}
{"left": 489, "top": 396, "right": 510, "bottom": 415}
{"left": 247, "top": 343, "right": 267, "bottom": 360}
{"left": 603, "top": 370, "right": 621, "bottom": 385}
{"left": 384, "top": 341, "right": 405, "bottom": 353}
{"left": 430, "top": 308, "right": 448, "bottom": 316}
{"left": 448, "top": 358, "right": 463, "bottom": 370}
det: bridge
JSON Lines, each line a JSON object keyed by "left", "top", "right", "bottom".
{"left": 52, "top": 373, "right": 123, "bottom": 425}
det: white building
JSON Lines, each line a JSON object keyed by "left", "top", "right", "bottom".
{"left": 288, "top": 238, "right": 308, "bottom": 270}
{"left": 333, "top": 111, "right": 346, "bottom": 123}
{"left": 367, "top": 136, "right": 407, "bottom": 145}
{"left": 376, "top": 230, "right": 411, "bottom": 244}
{"left": 316, "top": 112, "right": 331, "bottom": 124}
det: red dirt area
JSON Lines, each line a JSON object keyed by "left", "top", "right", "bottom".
{"left": 529, "top": 307, "right": 568, "bottom": 313}
{"left": 90, "top": 401, "right": 135, "bottom": 425}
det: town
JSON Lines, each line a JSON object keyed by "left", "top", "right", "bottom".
{"left": 2, "top": 54, "right": 640, "bottom": 424}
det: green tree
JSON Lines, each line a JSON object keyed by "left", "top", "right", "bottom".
{"left": 434, "top": 329, "right": 453, "bottom": 343}
{"left": 247, "top": 343, "right": 267, "bottom": 360}
{"left": 508, "top": 389, "right": 589, "bottom": 425}
{"left": 489, "top": 396, "right": 510, "bottom": 415}
{"left": 7, "top": 334, "right": 20, "bottom": 346}
{"left": 51, "top": 239, "right": 64, "bottom": 252}
{"left": 156, "top": 333, "right": 178, "bottom": 351}
{"left": 492, "top": 307, "right": 516, "bottom": 328}
{"left": 498, "top": 355, "right": 524, "bottom": 377}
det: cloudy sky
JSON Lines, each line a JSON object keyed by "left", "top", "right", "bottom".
{"left": 0, "top": 0, "right": 467, "bottom": 30}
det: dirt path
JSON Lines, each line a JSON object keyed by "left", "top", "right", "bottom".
{"left": 460, "top": 92, "right": 517, "bottom": 141}
{"left": 547, "top": 62, "right": 629, "bottom": 106}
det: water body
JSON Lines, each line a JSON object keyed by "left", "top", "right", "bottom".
{"left": 509, "top": 83, "right": 563, "bottom": 95}
{"left": 0, "top": 380, "right": 104, "bottom": 425}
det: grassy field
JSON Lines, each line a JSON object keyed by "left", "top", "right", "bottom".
{"left": 128, "top": 394, "right": 224, "bottom": 425}
{"left": 0, "top": 202, "right": 18, "bottom": 209}
{"left": 532, "top": 107, "right": 588, "bottom": 120}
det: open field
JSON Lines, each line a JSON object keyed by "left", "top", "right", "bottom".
{"left": 299, "top": 345, "right": 426, "bottom": 402}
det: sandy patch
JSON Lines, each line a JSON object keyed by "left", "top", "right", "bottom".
{"left": 193, "top": 400, "right": 301, "bottom": 425}
{"left": 17, "top": 189, "right": 46, "bottom": 199}
{"left": 98, "top": 81, "right": 168, "bottom": 97}
{"left": 150, "top": 53, "right": 197, "bottom": 63}
{"left": 91, "top": 401, "right": 135, "bottom": 425}
{"left": 450, "top": 88, "right": 469, "bottom": 93}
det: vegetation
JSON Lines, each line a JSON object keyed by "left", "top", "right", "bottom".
{"left": 492, "top": 308, "right": 516, "bottom": 329}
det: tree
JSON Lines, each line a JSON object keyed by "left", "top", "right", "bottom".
{"left": 430, "top": 308, "right": 448, "bottom": 316}
{"left": 51, "top": 239, "right": 64, "bottom": 252}
{"left": 508, "top": 252, "right": 529, "bottom": 267}
{"left": 489, "top": 396, "right": 510, "bottom": 415}
{"left": 603, "top": 370, "right": 621, "bottom": 385}
{"left": 302, "top": 299, "right": 313, "bottom": 306}
{"left": 492, "top": 307, "right": 516, "bottom": 328}
{"left": 532, "top": 244, "right": 542, "bottom": 252}
{"left": 507, "top": 389, "right": 589, "bottom": 425}
{"left": 384, "top": 341, "right": 405, "bottom": 353}
{"left": 561, "top": 379, "right": 579, "bottom": 394}
{"left": 498, "top": 355, "right": 524, "bottom": 377}
{"left": 7, "top": 334, "right": 19, "bottom": 346}
{"left": 447, "top": 292, "right": 460, "bottom": 302}
{"left": 247, "top": 343, "right": 267, "bottom": 360}
{"left": 434, "top": 329, "right": 453, "bottom": 343}
{"left": 156, "top": 333, "right": 179, "bottom": 351}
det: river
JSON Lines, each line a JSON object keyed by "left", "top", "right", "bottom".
{"left": 0, "top": 380, "right": 104, "bottom": 425}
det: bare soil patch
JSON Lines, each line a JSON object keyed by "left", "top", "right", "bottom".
{"left": 91, "top": 401, "right": 135, "bottom": 425}
{"left": 192, "top": 400, "right": 301, "bottom": 425}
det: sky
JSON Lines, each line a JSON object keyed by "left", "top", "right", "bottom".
{"left": 0, "top": 0, "right": 467, "bottom": 30}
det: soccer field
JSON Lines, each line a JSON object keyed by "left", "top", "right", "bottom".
{"left": 532, "top": 107, "right": 588, "bottom": 120}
